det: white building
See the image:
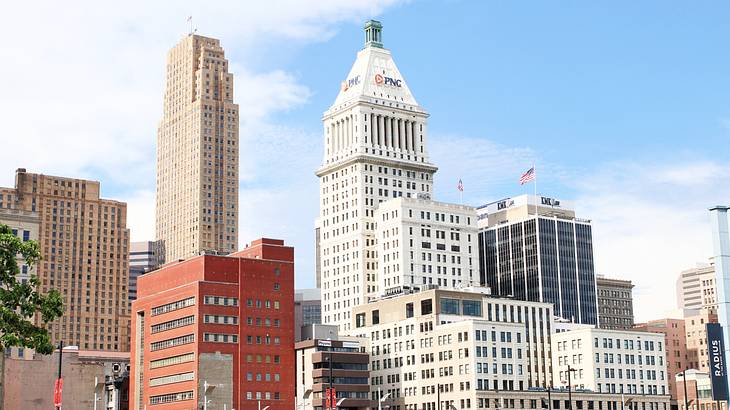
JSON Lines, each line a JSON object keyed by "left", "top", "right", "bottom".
{"left": 675, "top": 261, "right": 716, "bottom": 311}
{"left": 376, "top": 197, "right": 478, "bottom": 297}
{"left": 316, "top": 21, "right": 438, "bottom": 330}
{"left": 347, "top": 289, "right": 554, "bottom": 410}
{"left": 551, "top": 327, "right": 669, "bottom": 396}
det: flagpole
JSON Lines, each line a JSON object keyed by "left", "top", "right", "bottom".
{"left": 533, "top": 163, "right": 537, "bottom": 216}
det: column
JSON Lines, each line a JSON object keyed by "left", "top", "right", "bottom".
{"left": 384, "top": 116, "right": 390, "bottom": 148}
{"left": 377, "top": 115, "right": 384, "bottom": 147}
{"left": 398, "top": 119, "right": 405, "bottom": 151}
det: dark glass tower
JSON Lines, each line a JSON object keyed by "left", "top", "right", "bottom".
{"left": 478, "top": 196, "right": 598, "bottom": 325}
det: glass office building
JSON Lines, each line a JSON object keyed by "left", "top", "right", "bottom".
{"left": 477, "top": 195, "right": 598, "bottom": 325}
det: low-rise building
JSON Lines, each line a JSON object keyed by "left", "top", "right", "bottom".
{"left": 551, "top": 327, "right": 669, "bottom": 396}
{"left": 375, "top": 197, "right": 479, "bottom": 298}
{"left": 674, "top": 369, "right": 724, "bottom": 410}
{"left": 295, "top": 338, "right": 370, "bottom": 410}
{"left": 347, "top": 288, "right": 554, "bottom": 410}
{"left": 2, "top": 347, "right": 129, "bottom": 410}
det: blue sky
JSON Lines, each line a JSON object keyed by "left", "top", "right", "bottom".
{"left": 1, "top": 0, "right": 729, "bottom": 320}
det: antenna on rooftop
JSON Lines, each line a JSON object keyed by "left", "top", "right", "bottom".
{"left": 187, "top": 16, "right": 197, "bottom": 36}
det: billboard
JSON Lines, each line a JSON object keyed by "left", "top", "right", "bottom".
{"left": 707, "top": 323, "right": 729, "bottom": 401}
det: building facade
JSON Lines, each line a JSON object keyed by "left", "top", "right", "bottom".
{"left": 129, "top": 240, "right": 164, "bottom": 302}
{"left": 316, "top": 21, "right": 438, "bottom": 330}
{"left": 685, "top": 308, "right": 718, "bottom": 372}
{"left": 296, "top": 288, "right": 323, "bottom": 342}
{"left": 2, "top": 347, "right": 129, "bottom": 410}
{"left": 633, "top": 318, "right": 687, "bottom": 402}
{"left": 130, "top": 238, "right": 294, "bottom": 410}
{"left": 477, "top": 195, "right": 599, "bottom": 325}
{"left": 596, "top": 275, "right": 635, "bottom": 330}
{"left": 155, "top": 34, "right": 239, "bottom": 263}
{"left": 710, "top": 206, "right": 730, "bottom": 375}
{"left": 0, "top": 207, "right": 40, "bottom": 284}
{"left": 295, "top": 338, "right": 370, "bottom": 410}
{"left": 551, "top": 327, "right": 669, "bottom": 396}
{"left": 0, "top": 168, "right": 130, "bottom": 351}
{"left": 348, "top": 289, "right": 554, "bottom": 410}
{"left": 676, "top": 263, "right": 717, "bottom": 311}
{"left": 375, "top": 197, "right": 478, "bottom": 297}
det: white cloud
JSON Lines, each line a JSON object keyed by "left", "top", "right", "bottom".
{"left": 0, "top": 0, "right": 405, "bottom": 287}
{"left": 571, "top": 160, "right": 730, "bottom": 322}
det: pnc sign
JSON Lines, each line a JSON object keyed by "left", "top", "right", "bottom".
{"left": 374, "top": 73, "right": 402, "bottom": 87}
{"left": 341, "top": 75, "right": 360, "bottom": 91}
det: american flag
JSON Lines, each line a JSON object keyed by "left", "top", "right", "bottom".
{"left": 519, "top": 167, "right": 535, "bottom": 185}
{"left": 457, "top": 179, "right": 464, "bottom": 192}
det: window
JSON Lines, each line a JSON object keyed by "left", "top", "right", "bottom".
{"left": 150, "top": 353, "right": 195, "bottom": 369}
{"left": 372, "top": 310, "right": 380, "bottom": 325}
{"left": 204, "top": 296, "right": 238, "bottom": 306}
{"left": 406, "top": 303, "right": 414, "bottom": 318}
{"left": 440, "top": 298, "right": 460, "bottom": 315}
{"left": 462, "top": 300, "right": 482, "bottom": 317}
{"left": 421, "top": 299, "right": 433, "bottom": 315}
{"left": 151, "top": 297, "right": 195, "bottom": 316}
{"left": 150, "top": 372, "right": 195, "bottom": 386}
{"left": 151, "top": 315, "right": 195, "bottom": 334}
{"left": 150, "top": 391, "right": 194, "bottom": 405}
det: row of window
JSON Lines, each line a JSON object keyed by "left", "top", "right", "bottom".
{"left": 203, "top": 333, "right": 238, "bottom": 343}
{"left": 151, "top": 297, "right": 195, "bottom": 316}
{"left": 150, "top": 352, "right": 195, "bottom": 369}
{"left": 150, "top": 372, "right": 195, "bottom": 387}
{"left": 151, "top": 315, "right": 195, "bottom": 334}
{"left": 149, "top": 391, "right": 193, "bottom": 404}
{"left": 151, "top": 334, "right": 195, "bottom": 351}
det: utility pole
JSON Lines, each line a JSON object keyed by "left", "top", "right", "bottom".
{"left": 55, "top": 340, "right": 63, "bottom": 410}
{"left": 566, "top": 365, "right": 576, "bottom": 410}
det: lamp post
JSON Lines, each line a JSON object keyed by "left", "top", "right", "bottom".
{"left": 566, "top": 366, "right": 577, "bottom": 410}
{"left": 378, "top": 388, "right": 391, "bottom": 410}
{"left": 297, "top": 388, "right": 313, "bottom": 410}
{"left": 257, "top": 400, "right": 270, "bottom": 410}
{"left": 682, "top": 370, "right": 690, "bottom": 410}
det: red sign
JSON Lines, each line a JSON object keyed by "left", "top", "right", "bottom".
{"left": 53, "top": 378, "right": 63, "bottom": 407}
{"left": 325, "top": 388, "right": 331, "bottom": 410}
{"left": 331, "top": 388, "right": 337, "bottom": 408}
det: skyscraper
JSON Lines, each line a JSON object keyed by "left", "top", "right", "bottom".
{"left": 316, "top": 21, "right": 438, "bottom": 329}
{"left": 0, "top": 168, "right": 130, "bottom": 351}
{"left": 128, "top": 240, "right": 163, "bottom": 302}
{"left": 477, "top": 194, "right": 599, "bottom": 325}
{"left": 676, "top": 261, "right": 716, "bottom": 311}
{"left": 156, "top": 34, "right": 239, "bottom": 264}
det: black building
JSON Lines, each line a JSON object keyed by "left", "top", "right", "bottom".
{"left": 477, "top": 195, "right": 599, "bottom": 325}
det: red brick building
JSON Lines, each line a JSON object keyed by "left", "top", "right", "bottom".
{"left": 130, "top": 238, "right": 295, "bottom": 410}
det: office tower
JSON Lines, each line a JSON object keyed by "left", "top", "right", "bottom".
{"left": 156, "top": 34, "right": 239, "bottom": 264}
{"left": 552, "top": 327, "right": 669, "bottom": 396}
{"left": 375, "top": 197, "right": 478, "bottom": 297}
{"left": 0, "top": 168, "right": 130, "bottom": 351}
{"left": 710, "top": 205, "right": 730, "bottom": 375}
{"left": 0, "top": 207, "right": 39, "bottom": 285}
{"left": 477, "top": 194, "right": 599, "bottom": 325}
{"left": 316, "top": 20, "right": 438, "bottom": 330}
{"left": 294, "top": 288, "right": 322, "bottom": 341}
{"left": 633, "top": 318, "right": 687, "bottom": 401}
{"left": 130, "top": 238, "right": 294, "bottom": 410}
{"left": 128, "top": 240, "right": 163, "bottom": 302}
{"left": 348, "top": 289, "right": 554, "bottom": 405}
{"left": 596, "top": 275, "right": 635, "bottom": 330}
{"left": 676, "top": 262, "right": 717, "bottom": 311}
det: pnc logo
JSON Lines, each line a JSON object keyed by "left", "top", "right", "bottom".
{"left": 374, "top": 73, "right": 402, "bottom": 87}
{"left": 341, "top": 75, "right": 360, "bottom": 91}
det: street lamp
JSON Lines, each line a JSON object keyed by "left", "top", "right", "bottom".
{"left": 378, "top": 388, "right": 392, "bottom": 410}
{"left": 258, "top": 400, "right": 270, "bottom": 410}
{"left": 93, "top": 376, "right": 104, "bottom": 410}
{"left": 297, "top": 388, "right": 313, "bottom": 410}
{"left": 203, "top": 381, "right": 216, "bottom": 410}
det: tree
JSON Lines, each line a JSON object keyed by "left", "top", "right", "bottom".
{"left": 0, "top": 223, "right": 63, "bottom": 354}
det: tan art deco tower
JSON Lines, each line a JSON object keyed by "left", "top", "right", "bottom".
{"left": 156, "top": 34, "right": 239, "bottom": 263}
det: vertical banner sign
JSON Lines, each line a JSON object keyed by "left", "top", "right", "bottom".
{"left": 331, "top": 388, "right": 337, "bottom": 408}
{"left": 53, "top": 377, "right": 63, "bottom": 407}
{"left": 707, "top": 323, "right": 729, "bottom": 401}
{"left": 325, "top": 388, "right": 331, "bottom": 410}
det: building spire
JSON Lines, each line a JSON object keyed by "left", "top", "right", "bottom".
{"left": 364, "top": 20, "right": 383, "bottom": 48}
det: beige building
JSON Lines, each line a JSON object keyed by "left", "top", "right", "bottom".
{"left": 552, "top": 327, "right": 669, "bottom": 396}
{"left": 676, "top": 262, "right": 716, "bottom": 311}
{"left": 0, "top": 207, "right": 40, "bottom": 284}
{"left": 156, "top": 34, "right": 239, "bottom": 263}
{"left": 347, "top": 288, "right": 554, "bottom": 410}
{"left": 596, "top": 275, "right": 635, "bottom": 330}
{"left": 0, "top": 168, "right": 131, "bottom": 351}
{"left": 685, "top": 308, "right": 718, "bottom": 371}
